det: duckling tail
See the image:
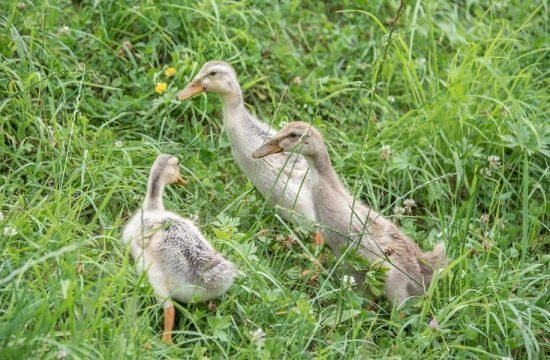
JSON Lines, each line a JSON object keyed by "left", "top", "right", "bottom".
{"left": 425, "top": 242, "right": 447, "bottom": 269}
{"left": 418, "top": 242, "right": 447, "bottom": 288}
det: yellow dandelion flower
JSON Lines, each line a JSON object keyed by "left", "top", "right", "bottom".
{"left": 164, "top": 67, "right": 177, "bottom": 77}
{"left": 155, "top": 82, "right": 167, "bottom": 94}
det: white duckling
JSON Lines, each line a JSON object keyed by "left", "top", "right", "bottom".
{"left": 177, "top": 61, "right": 323, "bottom": 245}
{"left": 122, "top": 154, "right": 238, "bottom": 343}
{"left": 252, "top": 122, "right": 446, "bottom": 306}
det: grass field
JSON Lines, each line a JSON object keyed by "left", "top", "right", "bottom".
{"left": 1, "top": 0, "right": 548, "bottom": 358}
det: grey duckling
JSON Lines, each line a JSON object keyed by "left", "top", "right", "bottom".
{"left": 122, "top": 155, "right": 238, "bottom": 343}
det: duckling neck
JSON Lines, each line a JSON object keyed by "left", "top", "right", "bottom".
{"left": 143, "top": 174, "right": 166, "bottom": 211}
{"left": 219, "top": 82, "right": 243, "bottom": 108}
{"left": 221, "top": 85, "right": 270, "bottom": 154}
{"left": 308, "top": 149, "right": 348, "bottom": 196}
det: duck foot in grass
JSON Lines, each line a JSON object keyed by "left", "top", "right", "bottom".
{"left": 312, "top": 231, "right": 324, "bottom": 246}
{"left": 162, "top": 305, "right": 175, "bottom": 344}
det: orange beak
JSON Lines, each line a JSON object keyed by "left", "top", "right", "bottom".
{"left": 252, "top": 140, "right": 284, "bottom": 158}
{"left": 176, "top": 175, "right": 187, "bottom": 186}
{"left": 177, "top": 82, "right": 205, "bottom": 101}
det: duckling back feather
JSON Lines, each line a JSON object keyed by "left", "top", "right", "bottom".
{"left": 152, "top": 220, "right": 238, "bottom": 293}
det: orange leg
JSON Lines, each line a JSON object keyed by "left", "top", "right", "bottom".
{"left": 312, "top": 231, "right": 324, "bottom": 246}
{"left": 162, "top": 305, "right": 175, "bottom": 344}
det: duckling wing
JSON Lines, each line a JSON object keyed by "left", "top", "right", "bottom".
{"left": 152, "top": 221, "right": 236, "bottom": 287}
{"left": 195, "top": 251, "right": 238, "bottom": 288}
{"left": 152, "top": 221, "right": 213, "bottom": 282}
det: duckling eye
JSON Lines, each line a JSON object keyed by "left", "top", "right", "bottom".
{"left": 208, "top": 71, "right": 217, "bottom": 77}
{"left": 289, "top": 133, "right": 300, "bottom": 139}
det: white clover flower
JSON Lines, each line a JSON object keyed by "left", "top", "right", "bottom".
{"left": 292, "top": 76, "right": 302, "bottom": 85}
{"left": 3, "top": 226, "right": 17, "bottom": 237}
{"left": 480, "top": 213, "right": 489, "bottom": 224}
{"left": 487, "top": 155, "right": 501, "bottom": 169}
{"left": 393, "top": 206, "right": 405, "bottom": 216}
{"left": 387, "top": 96, "right": 395, "bottom": 103}
{"left": 403, "top": 199, "right": 416, "bottom": 207}
{"left": 481, "top": 167, "right": 493, "bottom": 177}
{"left": 380, "top": 144, "right": 391, "bottom": 161}
{"left": 342, "top": 275, "right": 356, "bottom": 288}
{"left": 403, "top": 198, "right": 416, "bottom": 215}
{"left": 114, "top": 140, "right": 123, "bottom": 148}
{"left": 57, "top": 25, "right": 70, "bottom": 36}
{"left": 250, "top": 328, "right": 265, "bottom": 347}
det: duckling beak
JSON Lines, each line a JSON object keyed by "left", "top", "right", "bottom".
{"left": 252, "top": 141, "right": 283, "bottom": 158}
{"left": 176, "top": 175, "right": 187, "bottom": 186}
{"left": 177, "top": 81, "right": 205, "bottom": 100}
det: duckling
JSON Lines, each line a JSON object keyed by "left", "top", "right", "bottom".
{"left": 177, "top": 61, "right": 323, "bottom": 245}
{"left": 252, "top": 122, "right": 446, "bottom": 306}
{"left": 122, "top": 155, "right": 238, "bottom": 343}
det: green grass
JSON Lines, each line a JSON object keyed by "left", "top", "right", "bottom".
{"left": 1, "top": 0, "right": 548, "bottom": 358}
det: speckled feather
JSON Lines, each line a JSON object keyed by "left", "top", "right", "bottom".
{"left": 152, "top": 220, "right": 238, "bottom": 289}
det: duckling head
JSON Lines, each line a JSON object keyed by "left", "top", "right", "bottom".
{"left": 252, "top": 121, "right": 325, "bottom": 160}
{"left": 150, "top": 154, "right": 187, "bottom": 186}
{"left": 177, "top": 61, "right": 240, "bottom": 101}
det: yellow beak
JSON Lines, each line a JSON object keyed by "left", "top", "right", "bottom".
{"left": 252, "top": 141, "right": 284, "bottom": 158}
{"left": 177, "top": 82, "right": 205, "bottom": 100}
{"left": 176, "top": 175, "right": 187, "bottom": 186}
